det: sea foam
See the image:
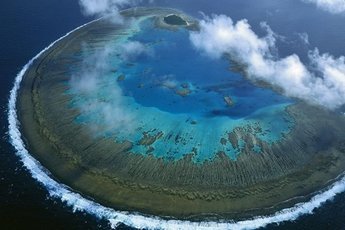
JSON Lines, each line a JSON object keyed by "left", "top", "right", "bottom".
{"left": 7, "top": 19, "right": 345, "bottom": 230}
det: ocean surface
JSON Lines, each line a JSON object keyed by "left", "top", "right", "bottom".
{"left": 1, "top": 0, "right": 345, "bottom": 229}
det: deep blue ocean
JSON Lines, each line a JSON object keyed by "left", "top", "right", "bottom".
{"left": 2, "top": 0, "right": 345, "bottom": 229}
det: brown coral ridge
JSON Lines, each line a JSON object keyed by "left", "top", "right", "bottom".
{"left": 17, "top": 7, "right": 345, "bottom": 220}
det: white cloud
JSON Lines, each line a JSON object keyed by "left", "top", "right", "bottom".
{"left": 70, "top": 44, "right": 113, "bottom": 93}
{"left": 303, "top": 0, "right": 345, "bottom": 14}
{"left": 118, "top": 41, "right": 153, "bottom": 62}
{"left": 78, "top": 0, "right": 154, "bottom": 23}
{"left": 190, "top": 15, "right": 345, "bottom": 110}
{"left": 79, "top": 0, "right": 128, "bottom": 23}
{"left": 70, "top": 44, "right": 136, "bottom": 135}
{"left": 190, "top": 15, "right": 274, "bottom": 60}
{"left": 309, "top": 49, "right": 345, "bottom": 108}
{"left": 298, "top": 32, "right": 310, "bottom": 45}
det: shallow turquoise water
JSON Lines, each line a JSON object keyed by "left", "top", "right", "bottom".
{"left": 68, "top": 17, "right": 295, "bottom": 163}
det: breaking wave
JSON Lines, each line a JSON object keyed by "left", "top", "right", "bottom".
{"left": 7, "top": 20, "right": 345, "bottom": 230}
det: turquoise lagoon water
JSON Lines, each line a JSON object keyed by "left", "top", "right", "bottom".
{"left": 68, "top": 17, "right": 294, "bottom": 163}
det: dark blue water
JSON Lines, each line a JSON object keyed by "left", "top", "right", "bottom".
{"left": 2, "top": 0, "right": 345, "bottom": 229}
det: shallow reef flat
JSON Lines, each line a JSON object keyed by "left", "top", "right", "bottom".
{"left": 18, "top": 7, "right": 345, "bottom": 220}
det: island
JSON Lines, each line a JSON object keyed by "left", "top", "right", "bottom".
{"left": 163, "top": 14, "right": 188, "bottom": 26}
{"left": 16, "top": 7, "right": 345, "bottom": 222}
